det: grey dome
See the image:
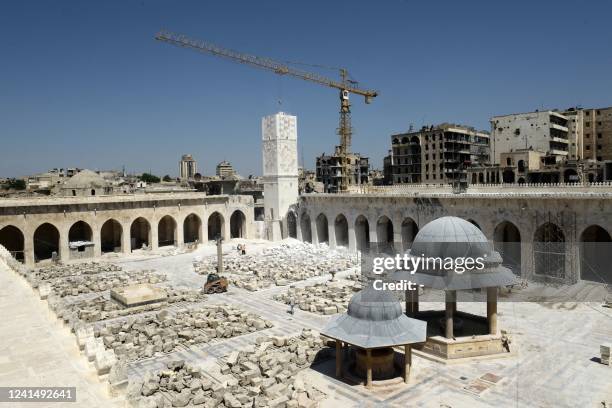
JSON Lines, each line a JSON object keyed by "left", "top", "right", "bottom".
{"left": 347, "top": 284, "right": 403, "bottom": 322}
{"left": 410, "top": 216, "right": 490, "bottom": 259}
{"left": 322, "top": 284, "right": 427, "bottom": 348}
{"left": 393, "top": 216, "right": 519, "bottom": 290}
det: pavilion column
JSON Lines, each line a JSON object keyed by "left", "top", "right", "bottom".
{"left": 365, "top": 349, "right": 372, "bottom": 389}
{"left": 405, "top": 288, "right": 419, "bottom": 317}
{"left": 403, "top": 345, "right": 412, "bottom": 383}
{"left": 487, "top": 287, "right": 498, "bottom": 335}
{"left": 335, "top": 340, "right": 343, "bottom": 378}
{"left": 445, "top": 290, "right": 456, "bottom": 339}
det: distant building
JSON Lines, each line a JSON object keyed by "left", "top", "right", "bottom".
{"left": 563, "top": 107, "right": 612, "bottom": 162}
{"left": 491, "top": 110, "right": 569, "bottom": 165}
{"left": 179, "top": 154, "right": 197, "bottom": 180}
{"left": 315, "top": 152, "right": 369, "bottom": 193}
{"left": 216, "top": 161, "right": 235, "bottom": 178}
{"left": 388, "top": 124, "right": 490, "bottom": 184}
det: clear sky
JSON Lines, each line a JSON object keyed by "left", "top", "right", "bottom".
{"left": 1, "top": 0, "right": 611, "bottom": 178}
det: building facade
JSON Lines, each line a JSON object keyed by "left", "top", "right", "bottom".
{"left": 563, "top": 107, "right": 612, "bottom": 162}
{"left": 316, "top": 153, "right": 369, "bottom": 193}
{"left": 216, "top": 161, "right": 235, "bottom": 178}
{"left": 179, "top": 154, "right": 197, "bottom": 180}
{"left": 491, "top": 110, "right": 569, "bottom": 164}
{"left": 389, "top": 124, "right": 490, "bottom": 184}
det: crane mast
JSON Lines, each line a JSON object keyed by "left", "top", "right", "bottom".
{"left": 155, "top": 30, "right": 378, "bottom": 192}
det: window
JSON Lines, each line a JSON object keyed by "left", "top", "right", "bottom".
{"left": 425, "top": 154, "right": 429, "bottom": 160}
{"left": 586, "top": 146, "right": 591, "bottom": 150}
{"left": 586, "top": 122, "right": 591, "bottom": 127}
{"left": 597, "top": 145, "right": 602, "bottom": 150}
{"left": 597, "top": 156, "right": 602, "bottom": 161}
{"left": 433, "top": 174, "right": 436, "bottom": 180}
{"left": 586, "top": 133, "right": 590, "bottom": 138}
{"left": 598, "top": 133, "right": 602, "bottom": 139}
{"left": 596, "top": 110, "right": 601, "bottom": 115}
{"left": 597, "top": 121, "right": 602, "bottom": 126}
{"left": 506, "top": 157, "right": 512, "bottom": 166}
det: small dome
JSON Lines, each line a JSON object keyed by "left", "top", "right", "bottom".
{"left": 410, "top": 216, "right": 490, "bottom": 259}
{"left": 63, "top": 169, "right": 109, "bottom": 189}
{"left": 347, "top": 284, "right": 402, "bottom": 322}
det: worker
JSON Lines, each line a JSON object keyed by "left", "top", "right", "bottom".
{"left": 289, "top": 297, "right": 295, "bottom": 315}
{"left": 241, "top": 244, "right": 246, "bottom": 255}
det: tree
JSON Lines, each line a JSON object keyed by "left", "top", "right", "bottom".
{"left": 162, "top": 175, "right": 172, "bottom": 182}
{"left": 139, "top": 173, "right": 160, "bottom": 183}
{"left": 6, "top": 178, "right": 26, "bottom": 190}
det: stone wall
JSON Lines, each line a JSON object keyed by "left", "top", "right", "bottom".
{"left": 296, "top": 191, "right": 612, "bottom": 285}
{"left": 0, "top": 193, "right": 255, "bottom": 265}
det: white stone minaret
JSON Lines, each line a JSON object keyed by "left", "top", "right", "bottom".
{"left": 262, "top": 112, "right": 298, "bottom": 241}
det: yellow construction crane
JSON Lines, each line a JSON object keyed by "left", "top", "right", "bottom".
{"left": 155, "top": 30, "right": 378, "bottom": 192}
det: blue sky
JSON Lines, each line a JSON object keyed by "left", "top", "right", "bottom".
{"left": 1, "top": 0, "right": 611, "bottom": 178}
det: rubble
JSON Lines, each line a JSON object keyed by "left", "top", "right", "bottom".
{"left": 127, "top": 329, "right": 329, "bottom": 407}
{"left": 48, "top": 288, "right": 207, "bottom": 325}
{"left": 27, "top": 262, "right": 122, "bottom": 288}
{"left": 194, "top": 242, "right": 358, "bottom": 291}
{"left": 274, "top": 282, "right": 360, "bottom": 315}
{"left": 44, "top": 269, "right": 166, "bottom": 298}
{"left": 93, "top": 305, "right": 272, "bottom": 361}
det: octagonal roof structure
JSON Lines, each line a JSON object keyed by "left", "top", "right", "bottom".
{"left": 393, "top": 216, "right": 518, "bottom": 290}
{"left": 321, "top": 284, "right": 427, "bottom": 349}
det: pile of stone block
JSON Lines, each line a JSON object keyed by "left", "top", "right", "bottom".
{"left": 43, "top": 269, "right": 166, "bottom": 298}
{"left": 27, "top": 262, "right": 122, "bottom": 288}
{"left": 127, "top": 329, "right": 328, "bottom": 407}
{"left": 49, "top": 288, "right": 208, "bottom": 325}
{"left": 194, "top": 242, "right": 358, "bottom": 291}
{"left": 92, "top": 305, "right": 272, "bottom": 361}
{"left": 274, "top": 282, "right": 359, "bottom": 315}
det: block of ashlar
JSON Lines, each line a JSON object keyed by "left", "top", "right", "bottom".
{"left": 38, "top": 282, "right": 51, "bottom": 300}
{"left": 76, "top": 325, "right": 95, "bottom": 350}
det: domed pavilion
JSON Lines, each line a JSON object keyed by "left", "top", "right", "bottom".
{"left": 393, "top": 216, "right": 518, "bottom": 360}
{"left": 321, "top": 283, "right": 426, "bottom": 388}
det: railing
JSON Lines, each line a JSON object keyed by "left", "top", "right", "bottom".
{"left": 345, "top": 182, "right": 612, "bottom": 195}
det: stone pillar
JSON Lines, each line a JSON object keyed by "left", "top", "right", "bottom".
{"left": 403, "top": 345, "right": 412, "bottom": 383}
{"left": 296, "top": 219, "right": 303, "bottom": 241}
{"left": 122, "top": 222, "right": 131, "bottom": 254}
{"left": 202, "top": 216, "right": 209, "bottom": 243}
{"left": 348, "top": 225, "right": 356, "bottom": 252}
{"left": 521, "top": 241, "right": 532, "bottom": 281}
{"left": 365, "top": 349, "right": 372, "bottom": 389}
{"left": 328, "top": 222, "right": 337, "bottom": 250}
{"left": 92, "top": 226, "right": 102, "bottom": 258}
{"left": 369, "top": 226, "right": 378, "bottom": 253}
{"left": 393, "top": 219, "right": 403, "bottom": 252}
{"left": 487, "top": 287, "right": 498, "bottom": 335}
{"left": 59, "top": 227, "right": 70, "bottom": 261}
{"left": 310, "top": 220, "right": 319, "bottom": 245}
{"left": 176, "top": 220, "right": 184, "bottom": 247}
{"left": 222, "top": 217, "right": 230, "bottom": 241}
{"left": 445, "top": 290, "right": 456, "bottom": 339}
{"left": 150, "top": 221, "right": 158, "bottom": 250}
{"left": 24, "top": 230, "right": 34, "bottom": 266}
{"left": 335, "top": 340, "right": 343, "bottom": 378}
